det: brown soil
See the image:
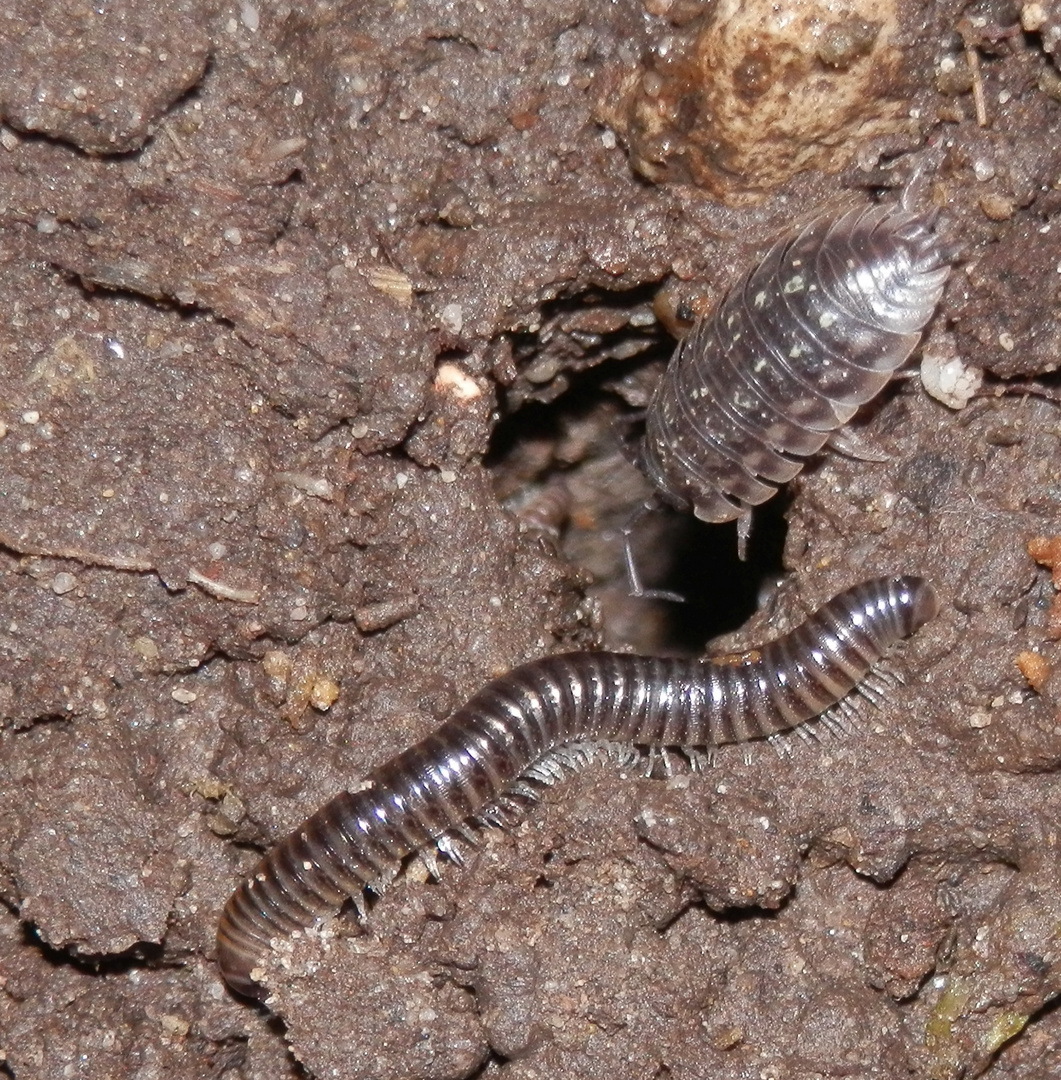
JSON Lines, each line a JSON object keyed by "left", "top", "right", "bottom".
{"left": 1, "top": 1, "right": 1060, "bottom": 1078}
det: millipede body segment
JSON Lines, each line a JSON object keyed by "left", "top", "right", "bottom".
{"left": 641, "top": 203, "right": 953, "bottom": 523}
{"left": 217, "top": 575, "right": 938, "bottom": 1000}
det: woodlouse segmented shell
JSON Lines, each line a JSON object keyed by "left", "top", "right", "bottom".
{"left": 640, "top": 203, "right": 952, "bottom": 523}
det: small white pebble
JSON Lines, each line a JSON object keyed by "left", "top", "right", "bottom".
{"left": 440, "top": 303, "right": 463, "bottom": 334}
{"left": 21, "top": 410, "right": 39, "bottom": 424}
{"left": 240, "top": 1, "right": 259, "bottom": 30}
{"left": 171, "top": 687, "right": 198, "bottom": 705}
{"left": 920, "top": 349, "right": 982, "bottom": 409}
{"left": 973, "top": 159, "right": 996, "bottom": 182}
{"left": 35, "top": 214, "right": 59, "bottom": 234}
{"left": 601, "top": 129, "right": 617, "bottom": 149}
{"left": 434, "top": 362, "right": 481, "bottom": 401}
{"left": 51, "top": 572, "right": 77, "bottom": 595}
{"left": 276, "top": 472, "right": 334, "bottom": 499}
{"left": 1023, "top": 1, "right": 1046, "bottom": 31}
{"left": 223, "top": 227, "right": 243, "bottom": 246}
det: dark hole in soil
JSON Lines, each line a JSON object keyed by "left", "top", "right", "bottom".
{"left": 632, "top": 492, "right": 789, "bottom": 654}
{"left": 487, "top": 353, "right": 787, "bottom": 654}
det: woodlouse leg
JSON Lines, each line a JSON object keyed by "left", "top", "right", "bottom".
{"left": 454, "top": 822, "right": 481, "bottom": 845}
{"left": 607, "top": 742, "right": 644, "bottom": 770}
{"left": 736, "top": 507, "right": 753, "bottom": 562}
{"left": 682, "top": 747, "right": 715, "bottom": 772}
{"left": 899, "top": 153, "right": 939, "bottom": 213}
{"left": 644, "top": 746, "right": 667, "bottom": 776}
{"left": 620, "top": 502, "right": 686, "bottom": 603}
{"left": 367, "top": 862, "right": 399, "bottom": 895}
{"left": 767, "top": 731, "right": 796, "bottom": 756}
{"left": 436, "top": 834, "right": 466, "bottom": 866}
{"left": 826, "top": 426, "right": 892, "bottom": 463}
{"left": 418, "top": 848, "right": 442, "bottom": 881}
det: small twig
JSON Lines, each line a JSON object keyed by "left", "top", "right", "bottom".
{"left": 956, "top": 19, "right": 989, "bottom": 127}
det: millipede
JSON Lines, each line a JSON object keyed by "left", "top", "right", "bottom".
{"left": 641, "top": 200, "right": 954, "bottom": 526}
{"left": 217, "top": 575, "right": 938, "bottom": 1000}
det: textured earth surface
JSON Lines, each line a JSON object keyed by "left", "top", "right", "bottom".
{"left": 1, "top": 0, "right": 1060, "bottom": 1078}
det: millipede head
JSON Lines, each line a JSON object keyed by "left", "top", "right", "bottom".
{"left": 893, "top": 575, "right": 940, "bottom": 633}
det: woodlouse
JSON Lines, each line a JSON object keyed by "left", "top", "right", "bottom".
{"left": 640, "top": 202, "right": 953, "bottom": 525}
{"left": 217, "top": 574, "right": 938, "bottom": 1001}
